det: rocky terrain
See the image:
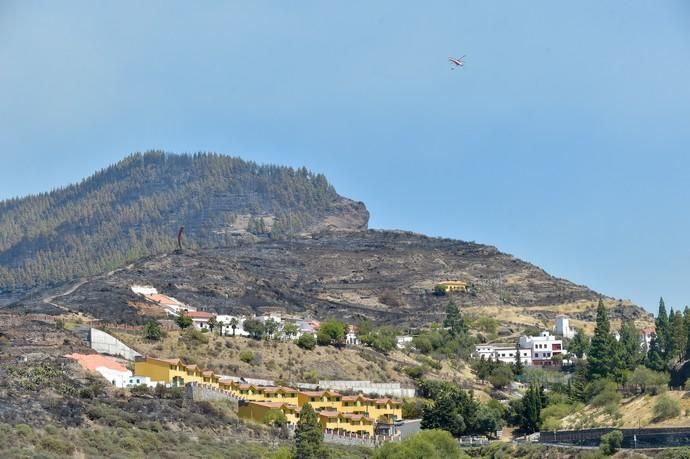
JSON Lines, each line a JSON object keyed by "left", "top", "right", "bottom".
{"left": 10, "top": 229, "right": 650, "bottom": 327}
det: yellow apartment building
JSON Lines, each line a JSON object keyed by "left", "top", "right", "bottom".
{"left": 318, "top": 411, "right": 374, "bottom": 436}
{"left": 297, "top": 390, "right": 343, "bottom": 411}
{"left": 368, "top": 398, "right": 403, "bottom": 423}
{"left": 238, "top": 401, "right": 301, "bottom": 425}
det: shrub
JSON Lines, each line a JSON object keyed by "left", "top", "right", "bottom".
{"left": 239, "top": 351, "right": 255, "bottom": 364}
{"left": 143, "top": 321, "right": 163, "bottom": 341}
{"left": 488, "top": 365, "right": 513, "bottom": 390}
{"left": 599, "top": 430, "right": 623, "bottom": 455}
{"left": 404, "top": 366, "right": 425, "bottom": 379}
{"left": 654, "top": 394, "right": 680, "bottom": 421}
{"left": 297, "top": 333, "right": 316, "bottom": 350}
{"left": 629, "top": 366, "right": 669, "bottom": 394}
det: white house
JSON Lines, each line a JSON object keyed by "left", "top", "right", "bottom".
{"left": 185, "top": 311, "right": 215, "bottom": 330}
{"left": 131, "top": 285, "right": 158, "bottom": 296}
{"left": 65, "top": 353, "right": 133, "bottom": 388}
{"left": 396, "top": 336, "right": 413, "bottom": 350}
{"left": 216, "top": 315, "right": 250, "bottom": 337}
{"left": 554, "top": 315, "right": 575, "bottom": 339}
{"left": 345, "top": 325, "right": 359, "bottom": 346}
{"left": 474, "top": 343, "right": 532, "bottom": 366}
{"left": 127, "top": 375, "right": 164, "bottom": 388}
{"left": 520, "top": 331, "right": 564, "bottom": 366}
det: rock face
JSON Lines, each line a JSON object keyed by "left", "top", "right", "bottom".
{"left": 14, "top": 230, "right": 648, "bottom": 325}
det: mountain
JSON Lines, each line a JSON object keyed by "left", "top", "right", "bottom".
{"left": 0, "top": 152, "right": 368, "bottom": 291}
{"left": 14, "top": 230, "right": 650, "bottom": 328}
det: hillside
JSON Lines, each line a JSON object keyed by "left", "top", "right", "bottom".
{"left": 12, "top": 230, "right": 650, "bottom": 328}
{"left": 0, "top": 152, "right": 368, "bottom": 291}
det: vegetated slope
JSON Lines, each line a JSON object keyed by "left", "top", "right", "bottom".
{"left": 0, "top": 152, "right": 368, "bottom": 291}
{"left": 26, "top": 230, "right": 649, "bottom": 326}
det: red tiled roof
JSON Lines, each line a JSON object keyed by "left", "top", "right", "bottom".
{"left": 146, "top": 294, "right": 183, "bottom": 305}
{"left": 185, "top": 311, "right": 213, "bottom": 319}
{"left": 299, "top": 390, "right": 341, "bottom": 397}
{"left": 65, "top": 353, "right": 129, "bottom": 373}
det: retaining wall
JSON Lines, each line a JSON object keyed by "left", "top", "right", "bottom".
{"left": 186, "top": 383, "right": 239, "bottom": 407}
{"left": 89, "top": 328, "right": 141, "bottom": 361}
{"left": 540, "top": 427, "right": 690, "bottom": 449}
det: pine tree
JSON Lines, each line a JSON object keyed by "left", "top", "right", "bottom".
{"left": 645, "top": 334, "right": 667, "bottom": 372}
{"left": 656, "top": 297, "right": 670, "bottom": 359}
{"left": 670, "top": 309, "right": 686, "bottom": 362}
{"left": 684, "top": 306, "right": 690, "bottom": 360}
{"left": 443, "top": 301, "right": 467, "bottom": 337}
{"left": 618, "top": 320, "right": 642, "bottom": 370}
{"left": 294, "top": 403, "right": 323, "bottom": 459}
{"left": 513, "top": 341, "right": 524, "bottom": 377}
{"left": 587, "top": 299, "right": 617, "bottom": 379}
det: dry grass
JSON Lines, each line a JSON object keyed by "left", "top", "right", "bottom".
{"left": 464, "top": 299, "right": 653, "bottom": 336}
{"left": 112, "top": 330, "right": 475, "bottom": 388}
{"left": 560, "top": 391, "right": 690, "bottom": 429}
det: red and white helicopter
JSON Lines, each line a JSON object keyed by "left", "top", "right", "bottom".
{"left": 448, "top": 55, "right": 465, "bottom": 69}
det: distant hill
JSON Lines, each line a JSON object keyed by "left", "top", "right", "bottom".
{"left": 0, "top": 152, "right": 368, "bottom": 290}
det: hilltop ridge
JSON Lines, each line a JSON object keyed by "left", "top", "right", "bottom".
{"left": 0, "top": 152, "right": 368, "bottom": 291}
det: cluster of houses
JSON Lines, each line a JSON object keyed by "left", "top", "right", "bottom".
{"left": 475, "top": 315, "right": 657, "bottom": 367}
{"left": 133, "top": 285, "right": 362, "bottom": 344}
{"left": 132, "top": 356, "right": 402, "bottom": 437}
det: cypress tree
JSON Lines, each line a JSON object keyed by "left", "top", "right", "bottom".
{"left": 587, "top": 299, "right": 617, "bottom": 379}
{"left": 443, "top": 301, "right": 467, "bottom": 337}
{"left": 645, "top": 334, "right": 666, "bottom": 372}
{"left": 513, "top": 341, "right": 524, "bottom": 377}
{"left": 569, "top": 328, "right": 590, "bottom": 359}
{"left": 294, "top": 403, "right": 323, "bottom": 459}
{"left": 656, "top": 297, "right": 670, "bottom": 359}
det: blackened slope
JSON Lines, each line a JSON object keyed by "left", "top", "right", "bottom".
{"left": 37, "top": 230, "right": 647, "bottom": 325}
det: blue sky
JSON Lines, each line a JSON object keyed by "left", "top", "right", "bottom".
{"left": 1, "top": 1, "right": 689, "bottom": 313}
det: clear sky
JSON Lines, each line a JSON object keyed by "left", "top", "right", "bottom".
{"left": 1, "top": 1, "right": 689, "bottom": 313}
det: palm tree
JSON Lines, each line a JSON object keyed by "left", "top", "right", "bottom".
{"left": 230, "top": 317, "right": 239, "bottom": 336}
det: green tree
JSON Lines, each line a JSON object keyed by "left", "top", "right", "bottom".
{"left": 670, "top": 309, "right": 687, "bottom": 362}
{"left": 229, "top": 317, "right": 239, "bottom": 336}
{"left": 588, "top": 299, "right": 618, "bottom": 380}
{"left": 419, "top": 381, "right": 480, "bottom": 437}
{"left": 175, "top": 314, "right": 193, "bottom": 330}
{"left": 568, "top": 328, "right": 590, "bottom": 359}
{"left": 518, "top": 384, "right": 544, "bottom": 434}
{"left": 618, "top": 320, "right": 642, "bottom": 370}
{"left": 374, "top": 430, "right": 463, "bottom": 459}
{"left": 283, "top": 322, "right": 299, "bottom": 339}
{"left": 143, "top": 320, "right": 162, "bottom": 340}
{"left": 243, "top": 319, "right": 265, "bottom": 340}
{"left": 489, "top": 365, "right": 514, "bottom": 390}
{"left": 316, "top": 319, "right": 347, "bottom": 347}
{"left": 207, "top": 316, "right": 217, "bottom": 334}
{"left": 656, "top": 297, "right": 670, "bottom": 360}
{"left": 297, "top": 333, "right": 316, "bottom": 350}
{"left": 513, "top": 341, "right": 524, "bottom": 377}
{"left": 443, "top": 301, "right": 467, "bottom": 337}
{"left": 294, "top": 403, "right": 323, "bottom": 459}
{"left": 646, "top": 333, "right": 667, "bottom": 372}
{"left": 600, "top": 430, "right": 623, "bottom": 455}
{"left": 264, "top": 318, "right": 280, "bottom": 340}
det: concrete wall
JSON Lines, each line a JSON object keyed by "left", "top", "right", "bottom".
{"left": 318, "top": 380, "right": 416, "bottom": 398}
{"left": 186, "top": 383, "right": 239, "bottom": 407}
{"left": 89, "top": 328, "right": 141, "bottom": 361}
